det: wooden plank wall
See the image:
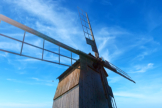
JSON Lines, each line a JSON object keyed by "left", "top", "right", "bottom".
{"left": 79, "top": 56, "right": 109, "bottom": 108}
{"left": 54, "top": 65, "right": 80, "bottom": 99}
{"left": 52, "top": 85, "right": 79, "bottom": 108}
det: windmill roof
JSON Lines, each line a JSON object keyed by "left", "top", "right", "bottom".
{"left": 57, "top": 53, "right": 108, "bottom": 82}
{"left": 57, "top": 59, "right": 80, "bottom": 82}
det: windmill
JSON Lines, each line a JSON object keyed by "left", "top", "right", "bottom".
{"left": 0, "top": 7, "right": 135, "bottom": 108}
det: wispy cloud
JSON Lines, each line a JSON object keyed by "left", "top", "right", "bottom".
{"left": 0, "top": 52, "right": 8, "bottom": 57}
{"left": 145, "top": 9, "right": 162, "bottom": 32}
{"left": 0, "top": 42, "right": 21, "bottom": 51}
{"left": 130, "top": 63, "right": 154, "bottom": 73}
{"left": 7, "top": 78, "right": 17, "bottom": 81}
{"left": 134, "top": 49, "right": 157, "bottom": 60}
{"left": 5, "top": 0, "right": 84, "bottom": 50}
{"left": 95, "top": 27, "right": 129, "bottom": 61}
{"left": 6, "top": 78, "right": 54, "bottom": 86}
{"left": 100, "top": 0, "right": 112, "bottom": 6}
{"left": 114, "top": 77, "right": 162, "bottom": 106}
{"left": 30, "top": 77, "right": 52, "bottom": 83}
{"left": 108, "top": 76, "right": 122, "bottom": 83}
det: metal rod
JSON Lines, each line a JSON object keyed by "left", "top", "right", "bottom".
{"left": 20, "top": 31, "right": 26, "bottom": 55}
{"left": 42, "top": 40, "right": 45, "bottom": 59}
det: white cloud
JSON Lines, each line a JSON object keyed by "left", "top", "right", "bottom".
{"left": 0, "top": 42, "right": 21, "bottom": 51}
{"left": 100, "top": 0, "right": 112, "bottom": 6}
{"left": 135, "top": 49, "right": 157, "bottom": 60}
{"left": 133, "top": 63, "right": 154, "bottom": 73}
{"left": 30, "top": 77, "right": 52, "bottom": 83}
{"left": 31, "top": 77, "right": 39, "bottom": 81}
{"left": 5, "top": 0, "right": 84, "bottom": 50}
{"left": 6, "top": 78, "right": 54, "bottom": 86}
{"left": 0, "top": 52, "right": 8, "bottom": 57}
{"left": 7, "top": 78, "right": 16, "bottom": 81}
{"left": 98, "top": 37, "right": 115, "bottom": 52}
{"left": 95, "top": 27, "right": 128, "bottom": 61}
{"left": 145, "top": 9, "right": 162, "bottom": 32}
{"left": 108, "top": 76, "right": 122, "bottom": 83}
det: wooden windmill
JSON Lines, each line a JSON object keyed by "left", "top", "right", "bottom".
{"left": 0, "top": 8, "right": 135, "bottom": 108}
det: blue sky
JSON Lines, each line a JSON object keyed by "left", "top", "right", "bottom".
{"left": 0, "top": 0, "right": 162, "bottom": 108}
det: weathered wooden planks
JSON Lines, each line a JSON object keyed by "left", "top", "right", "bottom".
{"left": 54, "top": 64, "right": 80, "bottom": 100}
{"left": 79, "top": 55, "right": 109, "bottom": 108}
{"left": 53, "top": 85, "right": 79, "bottom": 108}
{"left": 53, "top": 54, "right": 111, "bottom": 108}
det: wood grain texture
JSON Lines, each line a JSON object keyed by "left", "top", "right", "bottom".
{"left": 53, "top": 85, "right": 79, "bottom": 108}
{"left": 54, "top": 64, "right": 80, "bottom": 100}
{"left": 53, "top": 55, "right": 111, "bottom": 108}
{"left": 79, "top": 55, "right": 109, "bottom": 108}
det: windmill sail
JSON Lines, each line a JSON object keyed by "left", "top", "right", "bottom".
{"left": 0, "top": 14, "right": 81, "bottom": 67}
{"left": 103, "top": 60, "right": 135, "bottom": 83}
{"left": 0, "top": 14, "right": 135, "bottom": 83}
{"left": 77, "top": 8, "right": 135, "bottom": 83}
{"left": 78, "top": 7, "right": 99, "bottom": 58}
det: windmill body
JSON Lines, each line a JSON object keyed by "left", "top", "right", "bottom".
{"left": 0, "top": 8, "right": 135, "bottom": 108}
{"left": 53, "top": 55, "right": 115, "bottom": 108}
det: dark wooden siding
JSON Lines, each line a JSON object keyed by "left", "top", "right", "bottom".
{"left": 79, "top": 56, "right": 109, "bottom": 108}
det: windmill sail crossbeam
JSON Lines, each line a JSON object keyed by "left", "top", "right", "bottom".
{"left": 103, "top": 61, "right": 135, "bottom": 83}
{"left": 109, "top": 63, "right": 132, "bottom": 79}
{"left": 0, "top": 33, "right": 78, "bottom": 68}
{"left": 79, "top": 15, "right": 92, "bottom": 39}
{"left": 113, "top": 69, "right": 135, "bottom": 83}
{"left": 0, "top": 14, "right": 99, "bottom": 64}
{"left": 0, "top": 14, "right": 77, "bottom": 54}
{"left": 78, "top": 8, "right": 99, "bottom": 58}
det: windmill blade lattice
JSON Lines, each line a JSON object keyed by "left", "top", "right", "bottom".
{"left": 78, "top": 7, "right": 99, "bottom": 58}
{"left": 103, "top": 60, "right": 135, "bottom": 83}
{"left": 0, "top": 14, "right": 79, "bottom": 67}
